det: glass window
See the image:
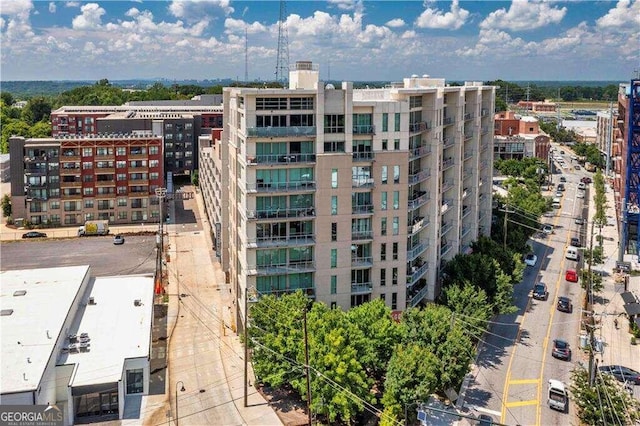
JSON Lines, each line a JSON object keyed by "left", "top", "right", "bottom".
{"left": 331, "top": 169, "right": 338, "bottom": 188}
{"left": 381, "top": 166, "right": 387, "bottom": 184}
{"left": 392, "top": 217, "right": 399, "bottom": 235}
{"left": 331, "top": 223, "right": 337, "bottom": 241}
{"left": 394, "top": 139, "right": 400, "bottom": 150}
{"left": 126, "top": 369, "right": 144, "bottom": 394}
{"left": 149, "top": 146, "right": 159, "bottom": 155}
{"left": 381, "top": 192, "right": 387, "bottom": 210}
{"left": 116, "top": 147, "right": 126, "bottom": 156}
{"left": 82, "top": 148, "right": 92, "bottom": 157}
{"left": 331, "top": 276, "right": 337, "bottom": 294}
{"left": 392, "top": 292, "right": 397, "bottom": 309}
{"left": 392, "top": 269, "right": 398, "bottom": 286}
{"left": 380, "top": 269, "right": 386, "bottom": 286}
{"left": 380, "top": 243, "right": 386, "bottom": 261}
{"left": 331, "top": 196, "right": 338, "bottom": 215}
{"left": 381, "top": 217, "right": 387, "bottom": 236}
{"left": 382, "top": 113, "right": 388, "bottom": 132}
{"left": 394, "top": 113, "right": 401, "bottom": 131}
{"left": 331, "top": 301, "right": 337, "bottom": 309}
{"left": 324, "top": 141, "right": 345, "bottom": 152}
{"left": 393, "top": 191, "right": 399, "bottom": 209}
{"left": 393, "top": 242, "right": 398, "bottom": 260}
{"left": 382, "top": 139, "right": 388, "bottom": 150}
{"left": 393, "top": 165, "right": 400, "bottom": 183}
{"left": 331, "top": 249, "right": 337, "bottom": 268}
{"left": 324, "top": 115, "right": 345, "bottom": 133}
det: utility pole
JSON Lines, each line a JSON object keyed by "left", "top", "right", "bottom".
{"left": 303, "top": 306, "right": 312, "bottom": 426}
{"left": 498, "top": 204, "right": 514, "bottom": 249}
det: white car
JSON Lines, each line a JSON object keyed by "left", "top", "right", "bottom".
{"left": 578, "top": 182, "right": 586, "bottom": 190}
{"left": 577, "top": 190, "right": 585, "bottom": 199}
{"left": 524, "top": 253, "right": 538, "bottom": 267}
{"left": 543, "top": 224, "right": 554, "bottom": 234}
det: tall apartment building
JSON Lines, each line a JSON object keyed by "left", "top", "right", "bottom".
{"left": 50, "top": 104, "right": 223, "bottom": 177}
{"left": 207, "top": 61, "right": 494, "bottom": 323}
{"left": 9, "top": 134, "right": 164, "bottom": 226}
{"left": 620, "top": 80, "right": 640, "bottom": 258}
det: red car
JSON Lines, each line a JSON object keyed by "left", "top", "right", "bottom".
{"left": 565, "top": 269, "right": 578, "bottom": 283}
{"left": 581, "top": 176, "right": 592, "bottom": 184}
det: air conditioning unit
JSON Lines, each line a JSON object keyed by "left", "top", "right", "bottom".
{"left": 88, "top": 297, "right": 96, "bottom": 305}
{"left": 134, "top": 299, "right": 142, "bottom": 306}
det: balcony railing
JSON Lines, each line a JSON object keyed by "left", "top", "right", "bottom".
{"left": 247, "top": 207, "right": 315, "bottom": 219}
{"left": 463, "top": 150, "right": 474, "bottom": 160}
{"left": 351, "top": 230, "right": 373, "bottom": 240}
{"left": 247, "top": 234, "right": 315, "bottom": 247}
{"left": 246, "top": 126, "right": 316, "bottom": 137}
{"left": 408, "top": 169, "right": 431, "bottom": 185}
{"left": 353, "top": 125, "right": 375, "bottom": 134}
{"left": 408, "top": 191, "right": 430, "bottom": 210}
{"left": 247, "top": 181, "right": 316, "bottom": 192}
{"left": 462, "top": 188, "right": 470, "bottom": 199}
{"left": 461, "top": 226, "right": 471, "bottom": 238}
{"left": 60, "top": 181, "right": 81, "bottom": 188}
{"left": 408, "top": 283, "right": 429, "bottom": 307}
{"left": 351, "top": 282, "right": 373, "bottom": 294}
{"left": 410, "top": 145, "right": 432, "bottom": 160}
{"left": 441, "top": 199, "right": 453, "bottom": 214}
{"left": 442, "top": 158, "right": 455, "bottom": 170}
{"left": 25, "top": 167, "right": 48, "bottom": 175}
{"left": 440, "top": 243, "right": 452, "bottom": 256}
{"left": 464, "top": 113, "right": 473, "bottom": 121}
{"left": 250, "top": 261, "right": 316, "bottom": 275}
{"left": 94, "top": 168, "right": 115, "bottom": 174}
{"left": 407, "top": 263, "right": 429, "bottom": 287}
{"left": 246, "top": 153, "right": 316, "bottom": 165}
{"left": 441, "top": 179, "right": 454, "bottom": 193}
{"left": 443, "top": 117, "right": 454, "bottom": 126}
{"left": 462, "top": 206, "right": 471, "bottom": 218}
{"left": 464, "top": 133, "right": 474, "bottom": 141}
{"left": 128, "top": 179, "right": 149, "bottom": 186}
{"left": 443, "top": 137, "right": 454, "bottom": 149}
{"left": 60, "top": 168, "right": 80, "bottom": 176}
{"left": 409, "top": 121, "right": 431, "bottom": 132}
{"left": 481, "top": 127, "right": 489, "bottom": 135}
{"left": 408, "top": 217, "right": 429, "bottom": 235}
{"left": 407, "top": 240, "right": 429, "bottom": 261}
{"left": 352, "top": 204, "right": 374, "bottom": 214}
{"left": 441, "top": 222, "right": 453, "bottom": 236}
{"left": 352, "top": 178, "right": 375, "bottom": 188}
{"left": 352, "top": 152, "right": 375, "bottom": 162}
{"left": 351, "top": 256, "right": 373, "bottom": 267}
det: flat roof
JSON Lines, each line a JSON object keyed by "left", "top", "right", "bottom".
{"left": 0, "top": 266, "right": 89, "bottom": 394}
{"left": 62, "top": 274, "right": 154, "bottom": 388}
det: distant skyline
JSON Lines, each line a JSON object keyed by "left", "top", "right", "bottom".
{"left": 1, "top": 1, "right": 638, "bottom": 82}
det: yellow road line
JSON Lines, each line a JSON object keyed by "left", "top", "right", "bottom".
{"left": 509, "top": 378, "right": 540, "bottom": 385}
{"left": 506, "top": 399, "right": 539, "bottom": 408}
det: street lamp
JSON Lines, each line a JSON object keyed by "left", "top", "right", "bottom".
{"left": 175, "top": 381, "right": 185, "bottom": 426}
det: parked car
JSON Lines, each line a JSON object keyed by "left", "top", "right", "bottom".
{"left": 570, "top": 237, "right": 581, "bottom": 247}
{"left": 560, "top": 150, "right": 565, "bottom": 154}
{"left": 543, "top": 224, "right": 554, "bottom": 235}
{"left": 575, "top": 217, "right": 585, "bottom": 225}
{"left": 524, "top": 253, "right": 538, "bottom": 267}
{"left": 557, "top": 296, "right": 573, "bottom": 313}
{"left": 574, "top": 165, "right": 581, "bottom": 170}
{"left": 577, "top": 190, "right": 585, "bottom": 199}
{"left": 559, "top": 176, "right": 567, "bottom": 183}
{"left": 565, "top": 269, "right": 578, "bottom": 283}
{"left": 598, "top": 365, "right": 640, "bottom": 385}
{"left": 22, "top": 231, "right": 47, "bottom": 239}
{"left": 581, "top": 176, "right": 592, "bottom": 184}
{"left": 555, "top": 190, "right": 563, "bottom": 198}
{"left": 113, "top": 235, "right": 125, "bottom": 245}
{"left": 552, "top": 339, "right": 571, "bottom": 360}
{"left": 578, "top": 182, "right": 586, "bottom": 190}
{"left": 533, "top": 283, "right": 548, "bottom": 300}
{"left": 557, "top": 183, "right": 565, "bottom": 191}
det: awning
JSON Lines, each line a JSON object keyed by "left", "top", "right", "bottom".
{"left": 621, "top": 291, "right": 637, "bottom": 305}
{"left": 623, "top": 303, "right": 640, "bottom": 317}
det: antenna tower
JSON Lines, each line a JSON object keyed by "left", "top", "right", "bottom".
{"left": 244, "top": 27, "right": 248, "bottom": 82}
{"left": 275, "top": 0, "right": 290, "bottom": 84}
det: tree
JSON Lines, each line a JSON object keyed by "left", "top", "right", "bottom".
{"left": 1, "top": 92, "right": 14, "bottom": 106}
{"left": 1, "top": 194, "right": 11, "bottom": 218}
{"left": 191, "top": 170, "right": 199, "bottom": 187}
{"left": 440, "top": 281, "right": 492, "bottom": 340}
{"left": 1, "top": 120, "right": 31, "bottom": 153}
{"left": 30, "top": 121, "right": 52, "bottom": 139}
{"left": 21, "top": 97, "right": 51, "bottom": 125}
{"left": 570, "top": 367, "right": 640, "bottom": 425}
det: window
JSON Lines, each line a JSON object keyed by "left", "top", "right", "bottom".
{"left": 126, "top": 369, "right": 144, "bottom": 394}
{"left": 116, "top": 147, "right": 126, "bottom": 156}
{"left": 331, "top": 169, "right": 338, "bottom": 188}
{"left": 393, "top": 191, "right": 399, "bottom": 209}
{"left": 332, "top": 223, "right": 337, "bottom": 241}
{"left": 381, "top": 269, "right": 386, "bottom": 286}
{"left": 290, "top": 114, "right": 314, "bottom": 127}
{"left": 410, "top": 96, "right": 422, "bottom": 108}
{"left": 118, "top": 198, "right": 127, "bottom": 207}
{"left": 381, "top": 217, "right": 387, "bottom": 236}
{"left": 380, "top": 243, "right": 386, "bottom": 261}
{"left": 324, "top": 141, "right": 345, "bottom": 152}
{"left": 84, "top": 200, "right": 93, "bottom": 208}
{"left": 118, "top": 211, "right": 127, "bottom": 220}
{"left": 381, "top": 166, "right": 388, "bottom": 184}
{"left": 382, "top": 113, "right": 388, "bottom": 132}
{"left": 394, "top": 139, "right": 400, "bottom": 150}
{"left": 331, "top": 249, "right": 338, "bottom": 268}
{"left": 324, "top": 114, "right": 345, "bottom": 133}
{"left": 382, "top": 139, "right": 388, "bottom": 150}
{"left": 290, "top": 97, "right": 314, "bottom": 110}
{"left": 392, "top": 217, "right": 399, "bottom": 235}
{"left": 331, "top": 196, "right": 338, "bottom": 215}
{"left": 393, "top": 165, "right": 400, "bottom": 183}
{"left": 117, "top": 173, "right": 127, "bottom": 181}
{"left": 257, "top": 115, "right": 286, "bottom": 127}
{"left": 82, "top": 162, "right": 93, "bottom": 170}
{"left": 149, "top": 146, "right": 159, "bottom": 155}
{"left": 83, "top": 187, "right": 94, "bottom": 196}
{"left": 116, "top": 161, "right": 127, "bottom": 169}
{"left": 331, "top": 276, "right": 337, "bottom": 294}
{"left": 82, "top": 148, "right": 92, "bottom": 157}
{"left": 391, "top": 292, "right": 397, "bottom": 309}
{"left": 380, "top": 293, "right": 386, "bottom": 302}
{"left": 331, "top": 301, "right": 337, "bottom": 309}
{"left": 381, "top": 192, "right": 387, "bottom": 210}
{"left": 393, "top": 242, "right": 398, "bottom": 260}
{"left": 256, "top": 97, "right": 288, "bottom": 110}
{"left": 150, "top": 160, "right": 159, "bottom": 168}
{"left": 394, "top": 113, "right": 401, "bottom": 131}
{"left": 392, "top": 268, "right": 398, "bottom": 286}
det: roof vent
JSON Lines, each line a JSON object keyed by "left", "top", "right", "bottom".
{"left": 88, "top": 296, "right": 96, "bottom": 305}
{"left": 325, "top": 83, "right": 335, "bottom": 90}
{"left": 13, "top": 290, "right": 27, "bottom": 297}
{"left": 1, "top": 309, "right": 14, "bottom": 316}
{"left": 134, "top": 299, "right": 142, "bottom": 307}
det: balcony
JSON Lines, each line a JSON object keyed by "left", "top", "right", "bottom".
{"left": 407, "top": 240, "right": 428, "bottom": 261}
{"left": 443, "top": 116, "right": 455, "bottom": 126}
{"left": 461, "top": 226, "right": 471, "bottom": 238}
{"left": 247, "top": 234, "right": 315, "bottom": 248}
{"left": 352, "top": 177, "right": 375, "bottom": 188}
{"left": 408, "top": 191, "right": 430, "bottom": 210}
{"left": 441, "top": 222, "right": 453, "bottom": 236}
{"left": 408, "top": 282, "right": 430, "bottom": 307}
{"left": 353, "top": 125, "right": 375, "bottom": 135}
{"left": 127, "top": 167, "right": 148, "bottom": 173}
{"left": 352, "top": 152, "right": 375, "bottom": 162}
{"left": 247, "top": 181, "right": 316, "bottom": 193}
{"left": 481, "top": 108, "right": 488, "bottom": 117}
{"left": 464, "top": 113, "right": 474, "bottom": 121}
{"left": 95, "top": 154, "right": 115, "bottom": 161}
{"left": 463, "top": 150, "right": 474, "bottom": 161}
{"left": 351, "top": 230, "right": 373, "bottom": 240}
{"left": 25, "top": 167, "right": 48, "bottom": 175}
{"left": 442, "top": 158, "right": 455, "bottom": 170}
{"left": 441, "top": 179, "right": 454, "bottom": 193}
{"left": 246, "top": 126, "right": 316, "bottom": 138}
{"left": 464, "top": 132, "right": 474, "bottom": 141}
{"left": 462, "top": 188, "right": 470, "bottom": 199}
{"left": 409, "top": 121, "right": 431, "bottom": 133}
{"left": 410, "top": 145, "right": 432, "bottom": 160}
{"left": 351, "top": 256, "right": 373, "bottom": 267}
{"left": 128, "top": 153, "right": 148, "bottom": 160}
{"left": 61, "top": 153, "right": 80, "bottom": 161}
{"left": 408, "top": 217, "right": 429, "bottom": 235}
{"left": 352, "top": 204, "right": 374, "bottom": 215}
{"left": 440, "top": 243, "right": 452, "bottom": 257}
{"left": 441, "top": 199, "right": 453, "bottom": 214}
{"left": 408, "top": 169, "right": 431, "bottom": 185}
{"left": 246, "top": 153, "right": 316, "bottom": 165}
{"left": 95, "top": 168, "right": 116, "bottom": 174}
{"left": 247, "top": 207, "right": 315, "bottom": 220}
{"left": 128, "top": 179, "right": 150, "bottom": 186}
{"left": 60, "top": 180, "right": 82, "bottom": 188}
{"left": 442, "top": 137, "right": 454, "bottom": 149}
{"left": 60, "top": 167, "right": 80, "bottom": 176}
{"left": 462, "top": 205, "right": 471, "bottom": 218}
{"left": 407, "top": 263, "right": 429, "bottom": 287}
{"left": 96, "top": 191, "right": 116, "bottom": 198}
{"left": 481, "top": 127, "right": 489, "bottom": 135}
{"left": 250, "top": 261, "right": 316, "bottom": 276}
{"left": 351, "top": 282, "right": 373, "bottom": 294}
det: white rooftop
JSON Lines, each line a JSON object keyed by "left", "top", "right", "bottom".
{"left": 0, "top": 266, "right": 89, "bottom": 394}
{"left": 63, "top": 274, "right": 154, "bottom": 387}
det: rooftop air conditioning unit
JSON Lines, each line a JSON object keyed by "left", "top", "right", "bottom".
{"left": 88, "top": 297, "right": 96, "bottom": 305}
{"left": 134, "top": 299, "right": 142, "bottom": 307}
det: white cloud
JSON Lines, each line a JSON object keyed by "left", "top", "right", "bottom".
{"left": 415, "top": 0, "right": 469, "bottom": 30}
{"left": 327, "top": 0, "right": 357, "bottom": 11}
{"left": 401, "top": 30, "right": 416, "bottom": 39}
{"left": 168, "top": 0, "right": 233, "bottom": 19}
{"left": 65, "top": 1, "right": 80, "bottom": 7}
{"left": 385, "top": 18, "right": 405, "bottom": 28}
{"left": 1, "top": 0, "right": 33, "bottom": 16}
{"left": 0, "top": 17, "right": 4, "bottom": 31}
{"left": 224, "top": 18, "right": 267, "bottom": 35}
{"left": 48, "top": 2, "right": 56, "bottom": 13}
{"left": 480, "top": 0, "right": 567, "bottom": 31}
{"left": 596, "top": 0, "right": 640, "bottom": 29}
{"left": 126, "top": 8, "right": 140, "bottom": 18}
{"left": 72, "top": 3, "right": 106, "bottom": 30}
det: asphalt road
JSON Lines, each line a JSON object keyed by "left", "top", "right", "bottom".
{"left": 0, "top": 234, "right": 157, "bottom": 276}
{"left": 462, "top": 147, "right": 590, "bottom": 425}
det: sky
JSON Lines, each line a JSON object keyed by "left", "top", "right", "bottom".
{"left": 1, "top": 0, "right": 639, "bottom": 82}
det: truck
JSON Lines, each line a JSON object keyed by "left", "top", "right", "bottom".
{"left": 78, "top": 220, "right": 109, "bottom": 237}
{"left": 547, "top": 379, "right": 568, "bottom": 412}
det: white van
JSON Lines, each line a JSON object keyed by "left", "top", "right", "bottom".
{"left": 566, "top": 246, "right": 579, "bottom": 261}
{"left": 548, "top": 379, "right": 568, "bottom": 412}
{"left": 552, "top": 198, "right": 561, "bottom": 209}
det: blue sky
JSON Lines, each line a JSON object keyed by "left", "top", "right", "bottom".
{"left": 1, "top": 1, "right": 638, "bottom": 82}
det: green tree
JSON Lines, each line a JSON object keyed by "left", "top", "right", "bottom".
{"left": 1, "top": 120, "right": 31, "bottom": 153}
{"left": 21, "top": 97, "right": 52, "bottom": 125}
{"left": 580, "top": 270, "right": 604, "bottom": 294}
{"left": 440, "top": 281, "right": 491, "bottom": 340}
{"left": 191, "top": 170, "right": 199, "bottom": 187}
{"left": 570, "top": 368, "right": 640, "bottom": 425}
{"left": 1, "top": 92, "right": 14, "bottom": 106}
{"left": 30, "top": 121, "right": 52, "bottom": 138}
{"left": 1, "top": 194, "right": 11, "bottom": 218}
